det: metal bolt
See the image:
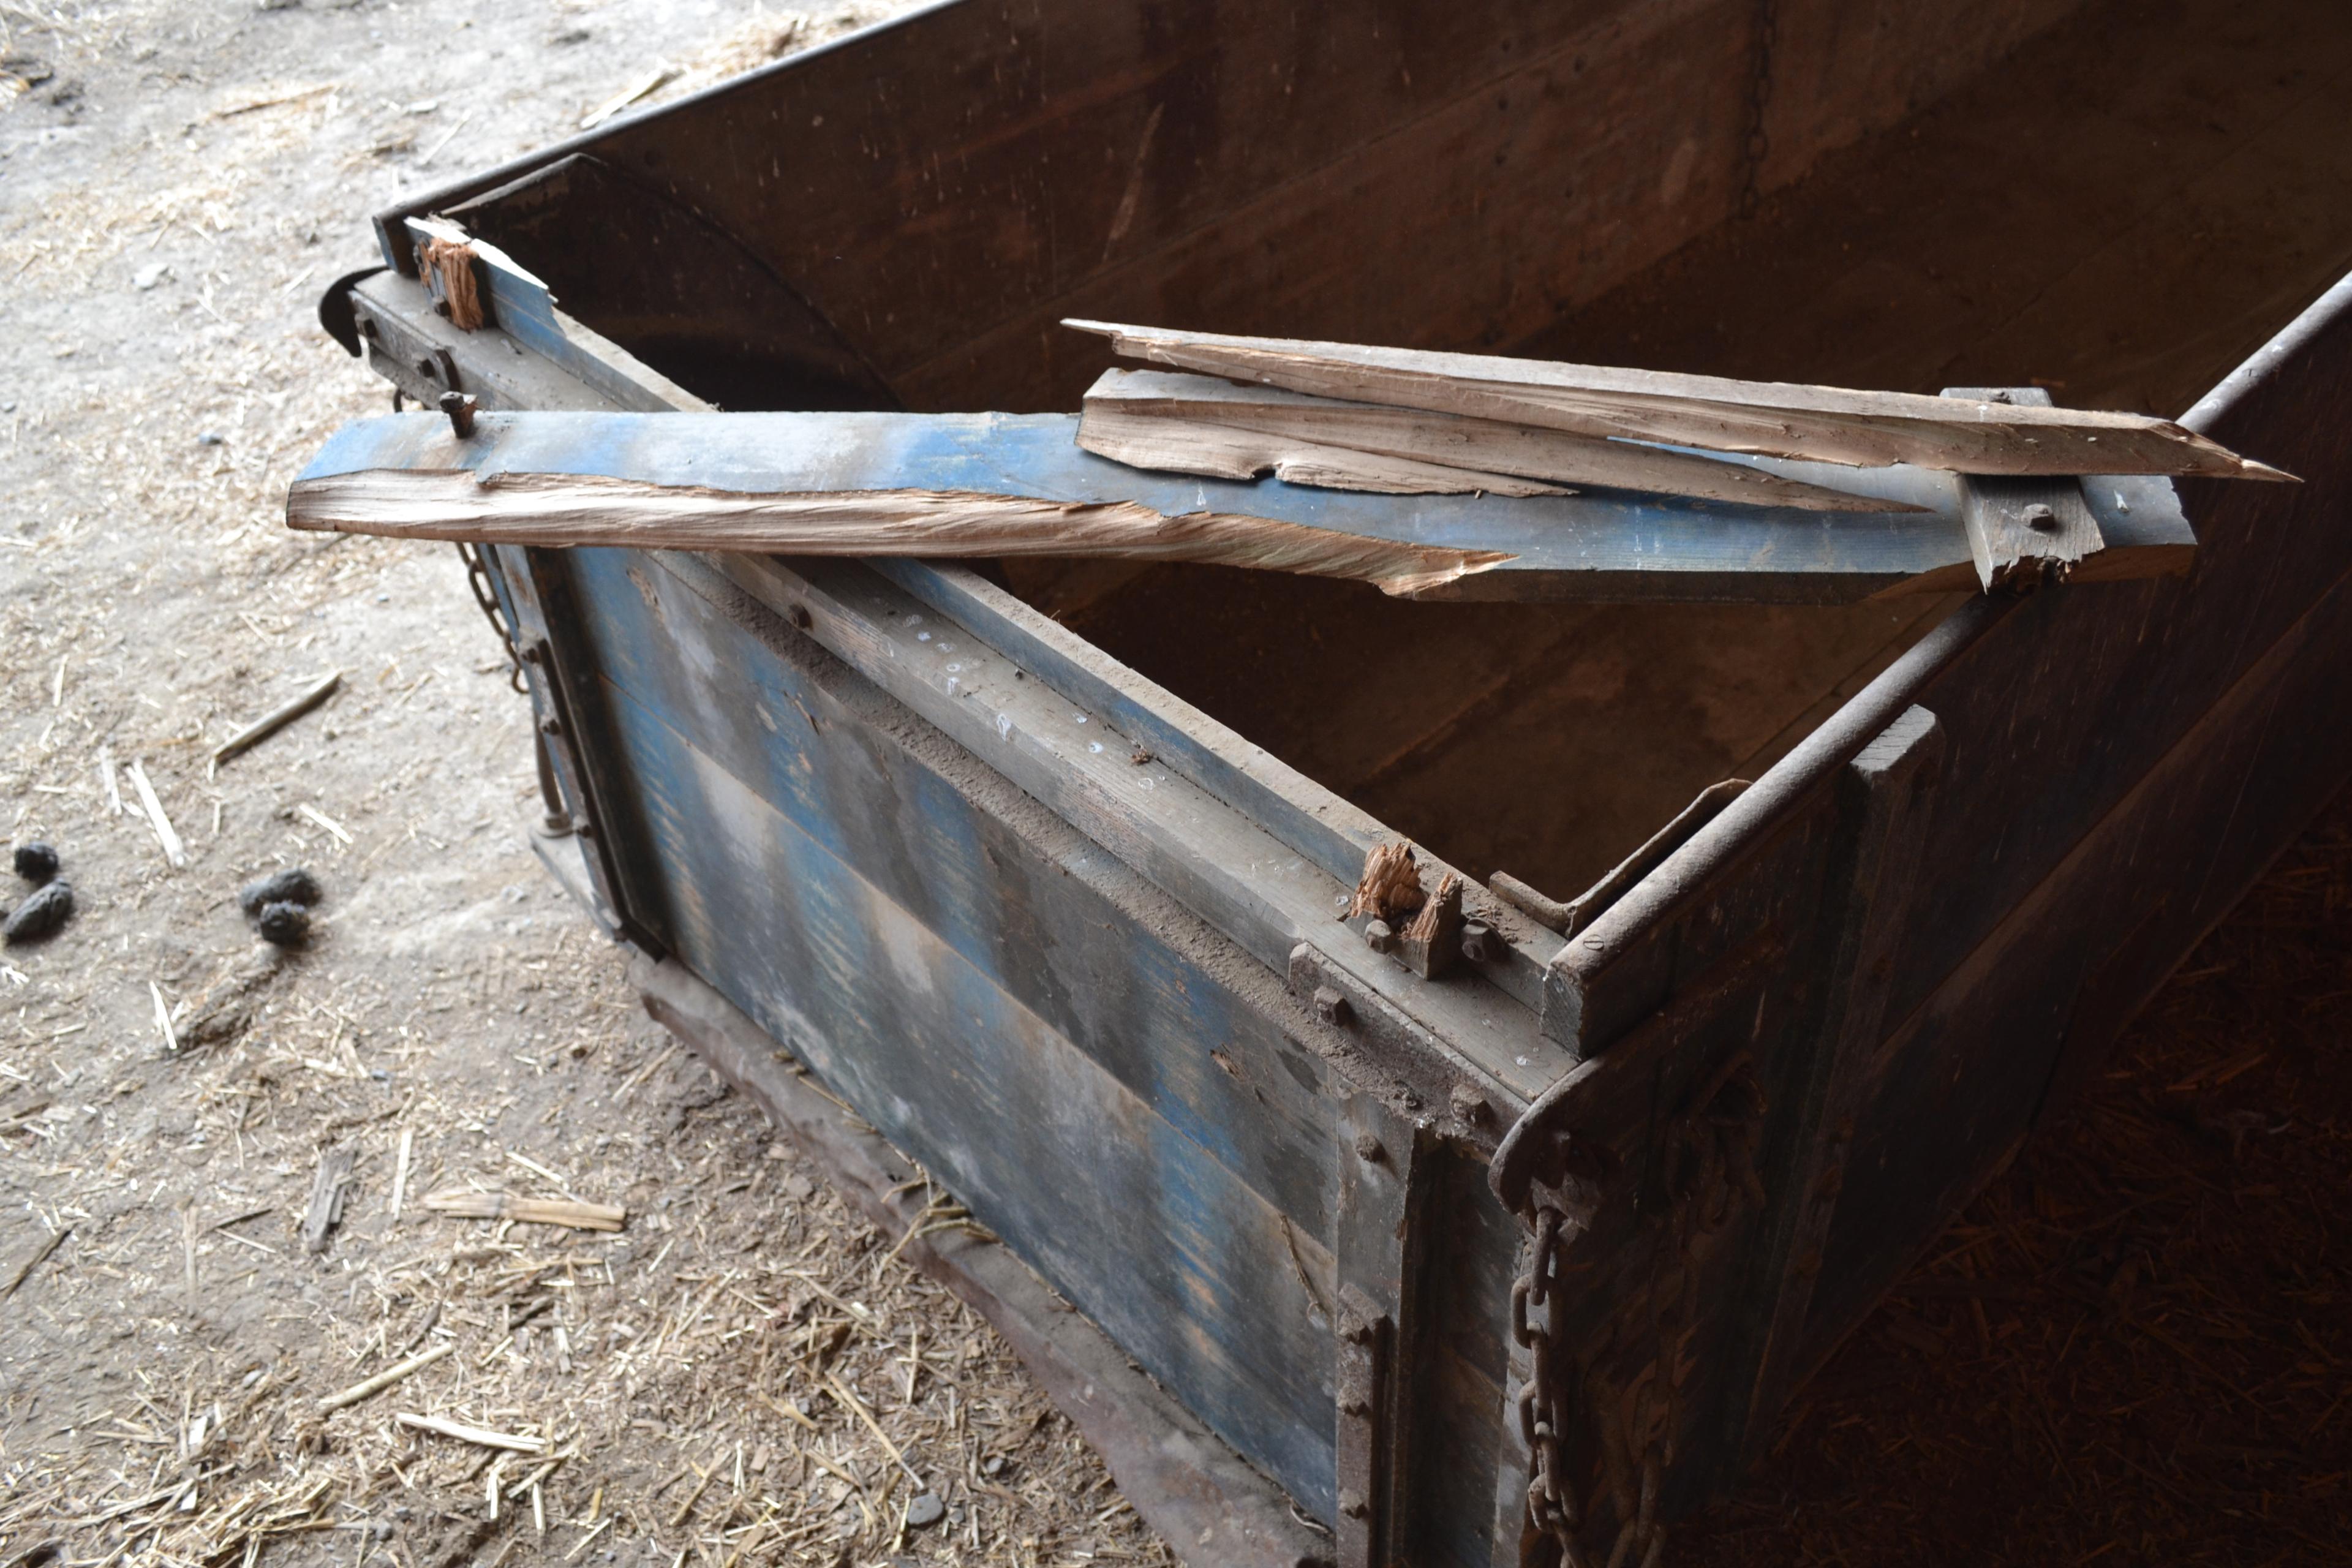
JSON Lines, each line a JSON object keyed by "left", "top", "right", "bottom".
{"left": 1340, "top": 1393, "right": 1371, "bottom": 1417}
{"left": 1450, "top": 1082, "right": 1491, "bottom": 1126}
{"left": 438, "top": 390, "right": 478, "bottom": 439}
{"left": 1352, "top": 1131, "right": 1385, "bottom": 1164}
{"left": 788, "top": 603, "right": 813, "bottom": 631}
{"left": 1363, "top": 918, "right": 1395, "bottom": 954}
{"left": 1312, "top": 986, "right": 1353, "bottom": 1028}
{"left": 538, "top": 716, "right": 561, "bottom": 737}
{"left": 2021, "top": 502, "right": 2059, "bottom": 533}
{"left": 1338, "top": 1488, "right": 1370, "bottom": 1520}
{"left": 1460, "top": 919, "right": 1495, "bottom": 963}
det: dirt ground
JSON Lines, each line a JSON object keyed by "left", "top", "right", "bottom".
{"left": 1, "top": 4, "right": 1171, "bottom": 1566}
{"left": 2, "top": 2, "right": 2346, "bottom": 1567}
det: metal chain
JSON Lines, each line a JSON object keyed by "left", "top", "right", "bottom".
{"left": 456, "top": 541, "right": 528, "bottom": 695}
{"left": 1508, "top": 1058, "right": 1767, "bottom": 1568}
{"left": 1736, "top": 0, "right": 1779, "bottom": 219}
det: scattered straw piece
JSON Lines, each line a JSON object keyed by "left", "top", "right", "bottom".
{"left": 393, "top": 1412, "right": 548, "bottom": 1453}
{"left": 421, "top": 1189, "right": 626, "bottom": 1232}
{"left": 126, "top": 758, "right": 186, "bottom": 867}
{"left": 317, "top": 1340, "right": 454, "bottom": 1412}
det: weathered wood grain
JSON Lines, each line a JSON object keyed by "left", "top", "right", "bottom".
{"left": 595, "top": 666, "right": 1343, "bottom": 1507}
{"left": 637, "top": 955, "right": 1333, "bottom": 1568}
{"left": 291, "top": 467, "right": 1507, "bottom": 598}
{"left": 867, "top": 559, "right": 1569, "bottom": 1006}
{"left": 1084, "top": 369, "right": 1928, "bottom": 511}
{"left": 704, "top": 551, "right": 1567, "bottom": 1104}
{"left": 288, "top": 410, "right": 2199, "bottom": 605}
{"left": 568, "top": 545, "right": 1346, "bottom": 1232}
{"left": 1943, "top": 388, "right": 2105, "bottom": 589}
{"left": 1069, "top": 320, "right": 2290, "bottom": 480}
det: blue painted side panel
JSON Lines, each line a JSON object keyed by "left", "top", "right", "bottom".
{"left": 557, "top": 545, "right": 1346, "bottom": 1513}
{"left": 295, "top": 409, "right": 2195, "bottom": 602}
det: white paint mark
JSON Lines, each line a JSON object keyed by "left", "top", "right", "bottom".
{"left": 1516, "top": 1055, "right": 1530, "bottom": 1067}
{"left": 1072, "top": 714, "right": 1088, "bottom": 725}
{"left": 916, "top": 630, "right": 932, "bottom": 642}
{"left": 1088, "top": 742, "right": 1103, "bottom": 754}
{"left": 995, "top": 713, "right": 1014, "bottom": 742}
{"left": 902, "top": 613, "right": 924, "bottom": 627}
{"left": 945, "top": 662, "right": 963, "bottom": 673}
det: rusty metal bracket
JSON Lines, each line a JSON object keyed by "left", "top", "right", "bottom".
{"left": 1943, "top": 388, "right": 2105, "bottom": 590}
{"left": 494, "top": 547, "right": 664, "bottom": 958}
{"left": 1333, "top": 1283, "right": 1393, "bottom": 1567}
{"left": 1289, "top": 942, "right": 1506, "bottom": 1148}
{"left": 1491, "top": 779, "right": 1749, "bottom": 940}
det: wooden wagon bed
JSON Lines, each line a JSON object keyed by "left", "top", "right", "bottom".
{"left": 312, "top": 1, "right": 2352, "bottom": 1562}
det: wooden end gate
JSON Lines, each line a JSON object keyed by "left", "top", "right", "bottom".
{"left": 312, "top": 3, "right": 2352, "bottom": 1563}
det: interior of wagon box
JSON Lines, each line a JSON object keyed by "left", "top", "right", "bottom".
{"left": 979, "top": 0, "right": 2352, "bottom": 899}
{"left": 292, "top": 0, "right": 2352, "bottom": 1562}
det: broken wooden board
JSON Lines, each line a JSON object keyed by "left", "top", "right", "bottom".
{"left": 1081, "top": 369, "right": 1929, "bottom": 513}
{"left": 288, "top": 410, "right": 2199, "bottom": 604}
{"left": 1066, "top": 320, "right": 2296, "bottom": 482}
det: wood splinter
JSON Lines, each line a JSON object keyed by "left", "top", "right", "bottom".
{"left": 1398, "top": 873, "right": 1464, "bottom": 980}
{"left": 1346, "top": 842, "right": 1425, "bottom": 924}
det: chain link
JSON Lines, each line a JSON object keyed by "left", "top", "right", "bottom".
{"left": 456, "top": 541, "right": 529, "bottom": 695}
{"left": 1508, "top": 1058, "right": 1768, "bottom": 1568}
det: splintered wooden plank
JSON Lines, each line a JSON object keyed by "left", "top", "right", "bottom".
{"left": 288, "top": 410, "right": 2200, "bottom": 604}
{"left": 1065, "top": 320, "right": 2295, "bottom": 481}
{"left": 1081, "top": 369, "right": 1928, "bottom": 513}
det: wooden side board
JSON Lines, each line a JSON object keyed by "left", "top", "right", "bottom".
{"left": 288, "top": 408, "right": 2197, "bottom": 604}
{"left": 542, "top": 537, "right": 1537, "bottom": 1563}
{"left": 1510, "top": 266, "right": 2352, "bottom": 1533}
{"left": 545, "top": 539, "right": 1350, "bottom": 1510}
{"left": 633, "top": 954, "right": 1333, "bottom": 1568}
{"left": 1787, "top": 267, "right": 2352, "bottom": 1370}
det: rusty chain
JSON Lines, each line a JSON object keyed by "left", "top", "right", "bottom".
{"left": 1507, "top": 1057, "right": 1767, "bottom": 1568}
{"left": 456, "top": 541, "right": 529, "bottom": 695}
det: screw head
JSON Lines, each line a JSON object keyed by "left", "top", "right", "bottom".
{"left": 2021, "top": 502, "right": 2059, "bottom": 533}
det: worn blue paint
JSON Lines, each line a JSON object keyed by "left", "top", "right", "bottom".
{"left": 592, "top": 660, "right": 1341, "bottom": 1510}
{"left": 563, "top": 544, "right": 1341, "bottom": 1233}
{"left": 296, "top": 410, "right": 2196, "bottom": 602}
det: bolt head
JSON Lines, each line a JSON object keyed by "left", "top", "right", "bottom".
{"left": 1352, "top": 1131, "right": 1385, "bottom": 1164}
{"left": 1460, "top": 919, "right": 1494, "bottom": 963}
{"left": 1450, "top": 1082, "right": 1491, "bottom": 1125}
{"left": 1363, "top": 919, "right": 1395, "bottom": 954}
{"left": 1338, "top": 1488, "right": 1369, "bottom": 1519}
{"left": 2022, "top": 502, "right": 2059, "bottom": 533}
{"left": 1312, "top": 986, "right": 1353, "bottom": 1028}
